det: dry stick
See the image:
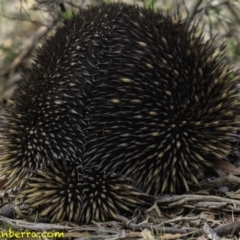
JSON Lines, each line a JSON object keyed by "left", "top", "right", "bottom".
{"left": 214, "top": 222, "right": 240, "bottom": 237}
{"left": 156, "top": 194, "right": 240, "bottom": 207}
{"left": 155, "top": 193, "right": 240, "bottom": 237}
{"left": 0, "top": 215, "right": 71, "bottom": 230}
{"left": 117, "top": 215, "right": 198, "bottom": 235}
{"left": 197, "top": 175, "right": 240, "bottom": 189}
{"left": 1, "top": 26, "right": 49, "bottom": 95}
{"left": 9, "top": 26, "right": 50, "bottom": 74}
{"left": 203, "top": 223, "right": 221, "bottom": 240}
{"left": 185, "top": 0, "right": 203, "bottom": 27}
{"left": 157, "top": 216, "right": 200, "bottom": 226}
{"left": 0, "top": 215, "right": 128, "bottom": 238}
{"left": 0, "top": 19, "right": 59, "bottom": 101}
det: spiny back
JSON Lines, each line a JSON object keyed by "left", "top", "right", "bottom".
{"left": 0, "top": 3, "right": 240, "bottom": 196}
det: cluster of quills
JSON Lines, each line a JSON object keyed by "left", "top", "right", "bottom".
{"left": 0, "top": 3, "right": 240, "bottom": 225}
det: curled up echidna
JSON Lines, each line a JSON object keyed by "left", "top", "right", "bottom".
{"left": 0, "top": 3, "right": 240, "bottom": 224}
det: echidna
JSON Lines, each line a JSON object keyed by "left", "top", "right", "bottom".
{"left": 0, "top": 2, "right": 240, "bottom": 223}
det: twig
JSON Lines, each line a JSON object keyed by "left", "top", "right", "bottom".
{"left": 203, "top": 223, "right": 221, "bottom": 240}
